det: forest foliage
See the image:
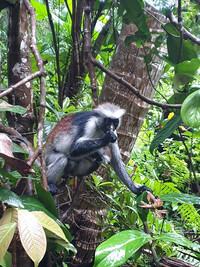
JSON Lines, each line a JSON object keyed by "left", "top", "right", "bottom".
{"left": 0, "top": 0, "right": 200, "bottom": 266}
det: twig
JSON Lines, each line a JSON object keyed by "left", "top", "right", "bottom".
{"left": 24, "top": 0, "right": 47, "bottom": 190}
{"left": 0, "top": 71, "right": 43, "bottom": 99}
{"left": 44, "top": 0, "right": 62, "bottom": 107}
{"left": 84, "top": 0, "right": 98, "bottom": 106}
{"left": 179, "top": 129, "right": 200, "bottom": 195}
{"left": 143, "top": 221, "right": 159, "bottom": 266}
{"left": 91, "top": 57, "right": 182, "bottom": 109}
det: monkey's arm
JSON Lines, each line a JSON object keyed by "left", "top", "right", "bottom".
{"left": 69, "top": 131, "right": 117, "bottom": 159}
{"left": 109, "top": 142, "right": 152, "bottom": 195}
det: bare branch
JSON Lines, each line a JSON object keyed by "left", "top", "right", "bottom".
{"left": 168, "top": 13, "right": 200, "bottom": 45}
{"left": 44, "top": 0, "right": 62, "bottom": 107}
{"left": 91, "top": 57, "right": 182, "bottom": 110}
{"left": 0, "top": 71, "right": 43, "bottom": 99}
{"left": 84, "top": 0, "right": 98, "bottom": 106}
{"left": 24, "top": 0, "right": 47, "bottom": 190}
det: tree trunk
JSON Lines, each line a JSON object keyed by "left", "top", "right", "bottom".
{"left": 7, "top": 0, "right": 34, "bottom": 143}
{"left": 100, "top": 12, "right": 165, "bottom": 162}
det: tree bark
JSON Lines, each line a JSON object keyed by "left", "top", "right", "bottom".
{"left": 100, "top": 11, "right": 165, "bottom": 162}
{"left": 7, "top": 0, "right": 34, "bottom": 143}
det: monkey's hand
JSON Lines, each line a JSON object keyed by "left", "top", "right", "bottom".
{"left": 105, "top": 131, "right": 117, "bottom": 144}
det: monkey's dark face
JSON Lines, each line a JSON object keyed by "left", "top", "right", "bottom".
{"left": 102, "top": 118, "right": 119, "bottom": 133}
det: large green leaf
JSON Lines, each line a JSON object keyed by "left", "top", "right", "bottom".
{"left": 157, "top": 232, "right": 200, "bottom": 250}
{"left": 0, "top": 100, "right": 27, "bottom": 114}
{"left": 144, "top": 0, "right": 175, "bottom": 16}
{"left": 94, "top": 230, "right": 152, "bottom": 267}
{"left": 30, "top": 0, "right": 47, "bottom": 21}
{"left": 0, "top": 187, "right": 24, "bottom": 208}
{"left": 20, "top": 196, "right": 72, "bottom": 241}
{"left": 150, "top": 112, "right": 181, "bottom": 154}
{"left": 35, "top": 183, "right": 58, "bottom": 218}
{"left": 0, "top": 223, "right": 16, "bottom": 263}
{"left": 160, "top": 193, "right": 200, "bottom": 205}
{"left": 165, "top": 24, "right": 197, "bottom": 64}
{"left": 175, "top": 59, "right": 200, "bottom": 76}
{"left": 121, "top": 0, "right": 151, "bottom": 44}
{"left": 181, "top": 90, "right": 200, "bottom": 128}
{"left": 136, "top": 191, "right": 149, "bottom": 222}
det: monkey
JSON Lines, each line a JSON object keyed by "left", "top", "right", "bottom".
{"left": 45, "top": 103, "right": 152, "bottom": 195}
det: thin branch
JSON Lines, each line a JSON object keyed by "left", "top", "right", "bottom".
{"left": 0, "top": 71, "right": 43, "bottom": 99}
{"left": 179, "top": 129, "right": 200, "bottom": 195}
{"left": 84, "top": 0, "right": 98, "bottom": 106}
{"left": 44, "top": 0, "right": 62, "bottom": 107}
{"left": 24, "top": 0, "right": 47, "bottom": 190}
{"left": 91, "top": 57, "right": 182, "bottom": 109}
{"left": 168, "top": 13, "right": 200, "bottom": 45}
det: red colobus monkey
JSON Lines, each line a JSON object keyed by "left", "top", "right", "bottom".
{"left": 45, "top": 103, "right": 152, "bottom": 195}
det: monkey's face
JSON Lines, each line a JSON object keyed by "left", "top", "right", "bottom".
{"left": 102, "top": 118, "right": 119, "bottom": 133}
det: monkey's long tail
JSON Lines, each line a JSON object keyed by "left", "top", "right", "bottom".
{"left": 109, "top": 142, "right": 151, "bottom": 195}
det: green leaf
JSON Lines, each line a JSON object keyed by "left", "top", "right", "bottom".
{"left": 157, "top": 232, "right": 200, "bottom": 250}
{"left": 144, "top": 0, "right": 175, "bottom": 16}
{"left": 20, "top": 196, "right": 72, "bottom": 242}
{"left": 160, "top": 193, "right": 200, "bottom": 205}
{"left": 94, "top": 230, "right": 152, "bottom": 267}
{"left": 0, "top": 187, "right": 24, "bottom": 208}
{"left": 165, "top": 24, "right": 197, "bottom": 64}
{"left": 0, "top": 223, "right": 16, "bottom": 263}
{"left": 121, "top": 0, "right": 150, "bottom": 44}
{"left": 0, "top": 100, "right": 27, "bottom": 114}
{"left": 0, "top": 251, "right": 12, "bottom": 267}
{"left": 175, "top": 59, "right": 200, "bottom": 76}
{"left": 181, "top": 90, "right": 200, "bottom": 128}
{"left": 35, "top": 183, "right": 58, "bottom": 218}
{"left": 150, "top": 112, "right": 181, "bottom": 154}
{"left": 136, "top": 191, "right": 149, "bottom": 222}
{"left": 30, "top": 0, "right": 47, "bottom": 20}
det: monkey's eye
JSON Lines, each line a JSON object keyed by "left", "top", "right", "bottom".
{"left": 112, "top": 119, "right": 119, "bottom": 130}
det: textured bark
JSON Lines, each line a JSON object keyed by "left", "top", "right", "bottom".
{"left": 100, "top": 11, "right": 165, "bottom": 162}
{"left": 7, "top": 0, "right": 34, "bottom": 143}
{"left": 58, "top": 179, "right": 107, "bottom": 267}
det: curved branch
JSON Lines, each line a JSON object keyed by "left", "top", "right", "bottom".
{"left": 91, "top": 57, "right": 182, "bottom": 110}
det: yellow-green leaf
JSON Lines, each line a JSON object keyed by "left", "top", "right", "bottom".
{"left": 32, "top": 211, "right": 68, "bottom": 242}
{"left": 0, "top": 208, "right": 18, "bottom": 226}
{"left": 18, "top": 209, "right": 46, "bottom": 267}
{"left": 0, "top": 223, "right": 16, "bottom": 262}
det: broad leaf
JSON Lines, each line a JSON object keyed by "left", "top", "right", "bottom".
{"left": 30, "top": 0, "right": 47, "bottom": 20}
{"left": 18, "top": 209, "right": 46, "bottom": 267}
{"left": 144, "top": 0, "right": 175, "bottom": 16}
{"left": 0, "top": 223, "right": 16, "bottom": 263}
{"left": 157, "top": 232, "right": 200, "bottom": 250}
{"left": 94, "top": 230, "right": 152, "bottom": 267}
{"left": 0, "top": 187, "right": 24, "bottom": 208}
{"left": 35, "top": 183, "right": 58, "bottom": 218}
{"left": 32, "top": 211, "right": 68, "bottom": 242}
{"left": 181, "top": 90, "right": 200, "bottom": 128}
{"left": 160, "top": 193, "right": 200, "bottom": 205}
{"left": 21, "top": 196, "right": 72, "bottom": 241}
{"left": 136, "top": 191, "right": 149, "bottom": 222}
{"left": 0, "top": 100, "right": 27, "bottom": 114}
{"left": 0, "top": 251, "right": 12, "bottom": 267}
{"left": 150, "top": 112, "right": 181, "bottom": 154}
{"left": 165, "top": 24, "right": 197, "bottom": 64}
{"left": 0, "top": 208, "right": 18, "bottom": 226}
